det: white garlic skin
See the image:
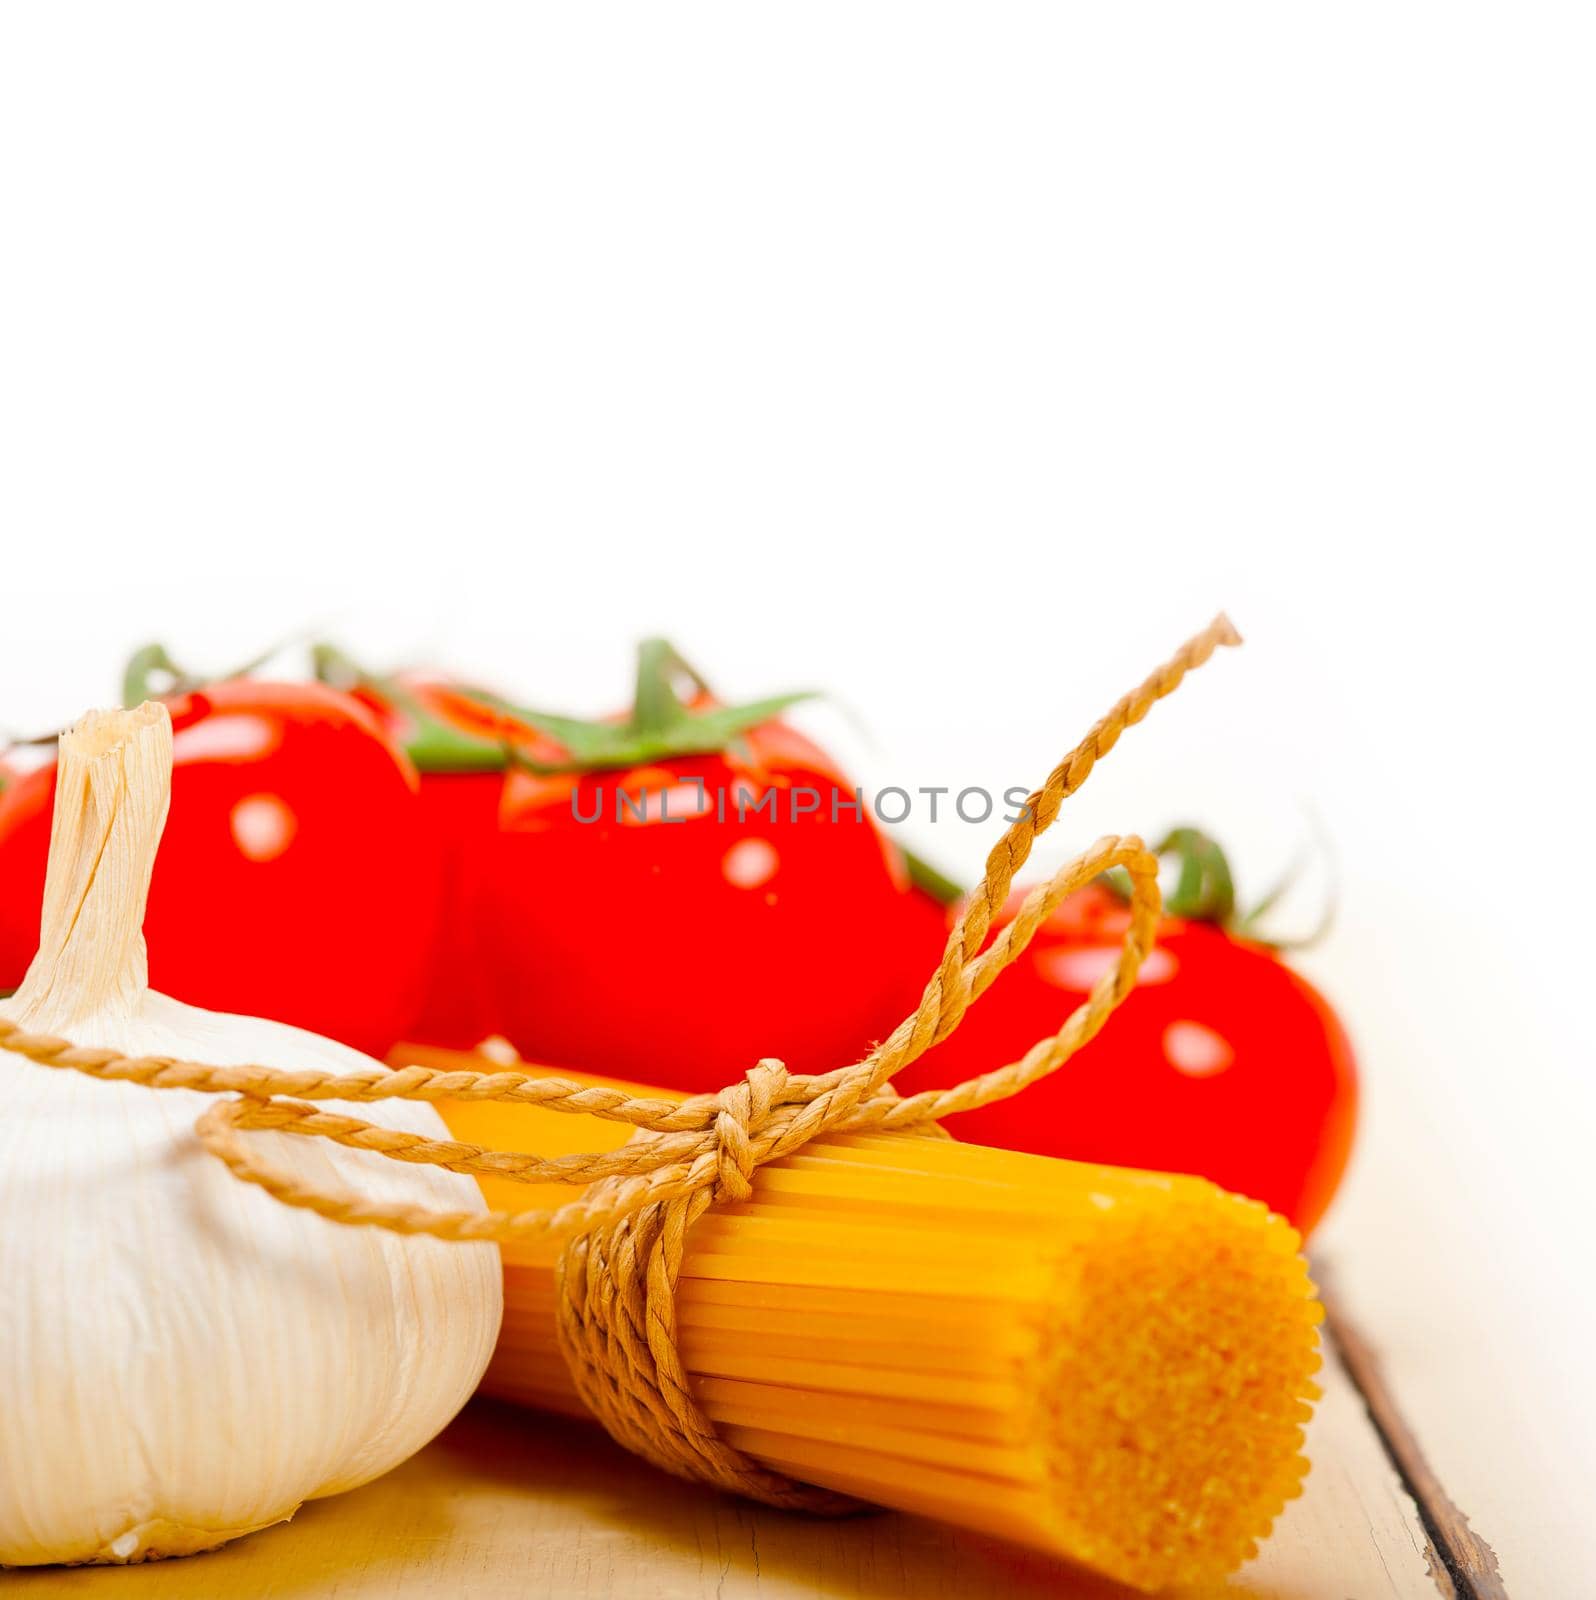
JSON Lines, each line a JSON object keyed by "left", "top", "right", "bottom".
{"left": 0, "top": 704, "right": 502, "bottom": 1564}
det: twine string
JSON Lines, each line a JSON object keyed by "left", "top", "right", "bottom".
{"left": 0, "top": 614, "right": 1241, "bottom": 1510}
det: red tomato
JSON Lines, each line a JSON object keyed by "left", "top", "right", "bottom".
{"left": 488, "top": 716, "right": 933, "bottom": 1090}
{"left": 0, "top": 680, "right": 440, "bottom": 1056}
{"left": 894, "top": 882, "right": 1358, "bottom": 1233}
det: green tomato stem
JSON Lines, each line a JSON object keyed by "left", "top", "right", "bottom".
{"left": 312, "top": 643, "right": 509, "bottom": 774}
{"left": 121, "top": 643, "right": 192, "bottom": 707}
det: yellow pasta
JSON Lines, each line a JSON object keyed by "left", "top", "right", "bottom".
{"left": 400, "top": 1042, "right": 1322, "bottom": 1593}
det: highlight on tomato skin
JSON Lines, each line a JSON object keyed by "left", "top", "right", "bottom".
{"left": 0, "top": 679, "right": 444, "bottom": 1059}
{"left": 893, "top": 881, "right": 1359, "bottom": 1235}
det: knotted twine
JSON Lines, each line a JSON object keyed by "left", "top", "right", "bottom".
{"left": 0, "top": 614, "right": 1240, "bottom": 1514}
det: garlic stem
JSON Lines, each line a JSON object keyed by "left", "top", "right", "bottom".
{"left": 10, "top": 702, "right": 171, "bottom": 1036}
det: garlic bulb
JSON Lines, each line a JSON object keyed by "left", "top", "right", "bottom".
{"left": 0, "top": 703, "right": 502, "bottom": 1565}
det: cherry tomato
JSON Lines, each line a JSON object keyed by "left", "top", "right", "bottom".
{"left": 895, "top": 881, "right": 1358, "bottom": 1233}
{"left": 324, "top": 641, "right": 940, "bottom": 1086}
{"left": 0, "top": 680, "right": 440, "bottom": 1056}
{"left": 481, "top": 660, "right": 931, "bottom": 1089}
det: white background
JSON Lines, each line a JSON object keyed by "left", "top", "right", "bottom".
{"left": 3, "top": 7, "right": 1592, "bottom": 1591}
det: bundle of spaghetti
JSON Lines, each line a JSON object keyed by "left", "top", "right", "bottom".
{"left": 414, "top": 1043, "right": 1323, "bottom": 1594}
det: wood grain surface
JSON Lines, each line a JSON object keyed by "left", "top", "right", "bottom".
{"left": 9, "top": 1335, "right": 1449, "bottom": 1600}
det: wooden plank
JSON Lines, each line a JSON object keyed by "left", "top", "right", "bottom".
{"left": 1325, "top": 1303, "right": 1507, "bottom": 1600}
{"left": 7, "top": 1335, "right": 1445, "bottom": 1600}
